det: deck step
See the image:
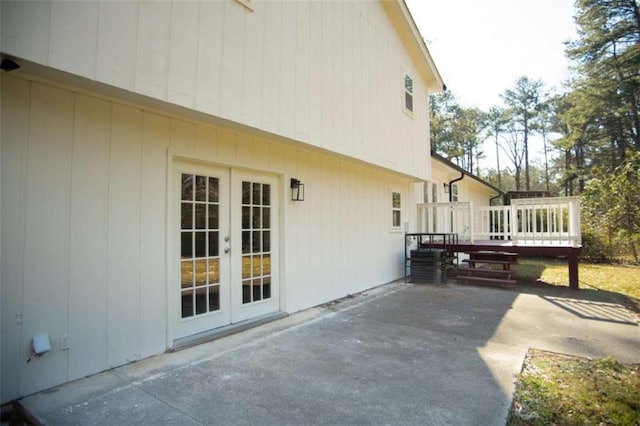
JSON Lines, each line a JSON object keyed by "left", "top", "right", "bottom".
{"left": 461, "top": 259, "right": 517, "bottom": 265}
{"left": 462, "top": 267, "right": 514, "bottom": 275}
{"left": 457, "top": 275, "right": 516, "bottom": 287}
{"left": 465, "top": 250, "right": 518, "bottom": 255}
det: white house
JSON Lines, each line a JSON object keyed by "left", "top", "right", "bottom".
{"left": 427, "top": 152, "right": 502, "bottom": 207}
{"left": 1, "top": 0, "right": 444, "bottom": 401}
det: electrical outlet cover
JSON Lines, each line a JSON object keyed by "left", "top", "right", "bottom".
{"left": 32, "top": 335, "right": 51, "bottom": 355}
{"left": 60, "top": 334, "right": 70, "bottom": 350}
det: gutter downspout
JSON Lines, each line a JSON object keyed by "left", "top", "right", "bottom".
{"left": 489, "top": 193, "right": 503, "bottom": 206}
{"left": 448, "top": 172, "right": 464, "bottom": 202}
{"left": 447, "top": 172, "right": 465, "bottom": 238}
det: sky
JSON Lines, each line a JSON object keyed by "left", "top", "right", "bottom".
{"left": 404, "top": 0, "right": 579, "bottom": 171}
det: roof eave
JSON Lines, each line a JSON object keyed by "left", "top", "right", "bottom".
{"left": 431, "top": 152, "right": 504, "bottom": 195}
{"left": 381, "top": 0, "right": 445, "bottom": 93}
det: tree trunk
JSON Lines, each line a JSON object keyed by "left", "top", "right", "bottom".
{"left": 542, "top": 127, "right": 550, "bottom": 192}
{"left": 495, "top": 133, "right": 502, "bottom": 188}
{"left": 524, "top": 117, "right": 530, "bottom": 191}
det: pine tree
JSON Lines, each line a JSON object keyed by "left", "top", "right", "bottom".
{"left": 502, "top": 77, "right": 544, "bottom": 191}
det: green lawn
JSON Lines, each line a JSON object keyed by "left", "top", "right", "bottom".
{"left": 508, "top": 259, "right": 640, "bottom": 425}
{"left": 517, "top": 258, "right": 640, "bottom": 312}
{"left": 508, "top": 349, "right": 640, "bottom": 425}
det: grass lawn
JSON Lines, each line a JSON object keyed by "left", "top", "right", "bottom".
{"left": 517, "top": 257, "right": 640, "bottom": 313}
{"left": 508, "top": 349, "right": 640, "bottom": 425}
{"left": 508, "top": 259, "right": 640, "bottom": 425}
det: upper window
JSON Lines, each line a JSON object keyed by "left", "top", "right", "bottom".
{"left": 404, "top": 74, "right": 414, "bottom": 113}
{"left": 392, "top": 192, "right": 402, "bottom": 228}
{"left": 451, "top": 184, "right": 459, "bottom": 202}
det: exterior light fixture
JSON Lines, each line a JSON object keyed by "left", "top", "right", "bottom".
{"left": 290, "top": 178, "right": 304, "bottom": 201}
{"left": 0, "top": 58, "right": 20, "bottom": 72}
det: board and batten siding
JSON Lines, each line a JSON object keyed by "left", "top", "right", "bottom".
{"left": 1, "top": 0, "right": 433, "bottom": 181}
{"left": 1, "top": 74, "right": 416, "bottom": 402}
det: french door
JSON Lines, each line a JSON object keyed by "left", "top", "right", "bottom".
{"left": 173, "top": 161, "right": 279, "bottom": 341}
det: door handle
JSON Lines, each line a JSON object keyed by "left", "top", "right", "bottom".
{"left": 224, "top": 247, "right": 231, "bottom": 254}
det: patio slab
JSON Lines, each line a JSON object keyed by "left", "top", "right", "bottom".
{"left": 19, "top": 281, "right": 639, "bottom": 425}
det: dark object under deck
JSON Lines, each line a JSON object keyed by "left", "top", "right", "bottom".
{"left": 408, "top": 235, "right": 582, "bottom": 290}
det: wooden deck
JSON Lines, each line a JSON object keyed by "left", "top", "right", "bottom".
{"left": 407, "top": 235, "right": 582, "bottom": 290}
{"left": 413, "top": 197, "right": 583, "bottom": 289}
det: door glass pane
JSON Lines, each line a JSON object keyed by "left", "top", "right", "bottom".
{"left": 180, "top": 172, "right": 222, "bottom": 318}
{"left": 208, "top": 258, "right": 220, "bottom": 283}
{"left": 252, "top": 183, "right": 261, "bottom": 205}
{"left": 195, "top": 232, "right": 206, "bottom": 258}
{"left": 181, "top": 290, "right": 193, "bottom": 318}
{"left": 242, "top": 255, "right": 251, "bottom": 279}
{"left": 242, "top": 206, "right": 250, "bottom": 229}
{"left": 263, "top": 277, "right": 271, "bottom": 299}
{"left": 252, "top": 279, "right": 262, "bottom": 301}
{"left": 242, "top": 182, "right": 251, "bottom": 204}
{"left": 195, "top": 259, "right": 207, "bottom": 285}
{"left": 208, "top": 177, "right": 219, "bottom": 202}
{"left": 240, "top": 180, "right": 273, "bottom": 305}
{"left": 181, "top": 261, "right": 193, "bottom": 288}
{"left": 195, "top": 287, "right": 207, "bottom": 315}
{"left": 208, "top": 231, "right": 219, "bottom": 257}
{"left": 208, "top": 205, "right": 219, "bottom": 229}
{"left": 263, "top": 254, "right": 271, "bottom": 275}
{"left": 242, "top": 283, "right": 251, "bottom": 304}
{"left": 181, "top": 203, "right": 193, "bottom": 229}
{"left": 195, "top": 205, "right": 206, "bottom": 229}
{"left": 181, "top": 233, "right": 193, "bottom": 258}
{"left": 252, "top": 231, "right": 261, "bottom": 252}
{"left": 252, "top": 207, "right": 261, "bottom": 228}
{"left": 242, "top": 231, "right": 251, "bottom": 254}
{"left": 209, "top": 286, "right": 220, "bottom": 311}
{"left": 182, "top": 174, "right": 193, "bottom": 201}
{"left": 252, "top": 256, "right": 261, "bottom": 276}
{"left": 195, "top": 175, "right": 207, "bottom": 202}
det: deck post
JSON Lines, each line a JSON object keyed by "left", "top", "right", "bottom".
{"left": 568, "top": 249, "right": 580, "bottom": 290}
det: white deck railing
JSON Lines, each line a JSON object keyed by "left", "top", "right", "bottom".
{"left": 417, "top": 196, "right": 581, "bottom": 247}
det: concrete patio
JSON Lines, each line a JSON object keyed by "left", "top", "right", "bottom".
{"left": 19, "top": 281, "right": 640, "bottom": 425}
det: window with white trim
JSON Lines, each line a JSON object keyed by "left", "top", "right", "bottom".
{"left": 404, "top": 74, "right": 414, "bottom": 113}
{"left": 451, "top": 184, "right": 459, "bottom": 202}
{"left": 392, "top": 192, "right": 401, "bottom": 228}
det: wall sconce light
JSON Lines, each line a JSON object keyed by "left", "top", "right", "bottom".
{"left": 0, "top": 58, "right": 21, "bottom": 72}
{"left": 443, "top": 183, "right": 449, "bottom": 194}
{"left": 290, "top": 178, "right": 305, "bottom": 201}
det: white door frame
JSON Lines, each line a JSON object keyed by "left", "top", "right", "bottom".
{"left": 167, "top": 158, "right": 281, "bottom": 346}
{"left": 229, "top": 169, "right": 280, "bottom": 324}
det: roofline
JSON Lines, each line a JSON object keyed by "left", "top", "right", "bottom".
{"left": 381, "top": 0, "right": 445, "bottom": 92}
{"left": 431, "top": 151, "right": 503, "bottom": 194}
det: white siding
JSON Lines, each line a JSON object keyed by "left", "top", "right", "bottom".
{"left": 1, "top": 76, "right": 30, "bottom": 403}
{"left": 68, "top": 95, "right": 111, "bottom": 380}
{"left": 1, "top": 0, "right": 432, "bottom": 180}
{"left": 431, "top": 160, "right": 496, "bottom": 206}
{"left": 1, "top": 74, "right": 416, "bottom": 401}
{"left": 21, "top": 84, "right": 74, "bottom": 395}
